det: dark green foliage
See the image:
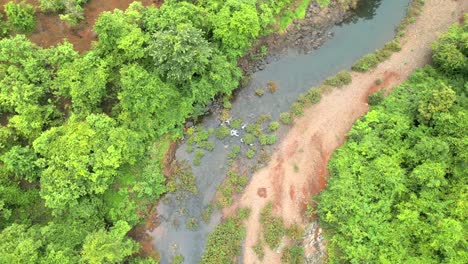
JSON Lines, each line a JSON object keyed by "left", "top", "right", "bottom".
{"left": 368, "top": 89, "right": 385, "bottom": 106}
{"left": 317, "top": 23, "right": 467, "bottom": 263}
{"left": 4, "top": 1, "right": 36, "bottom": 33}
{"left": 323, "top": 71, "right": 352, "bottom": 87}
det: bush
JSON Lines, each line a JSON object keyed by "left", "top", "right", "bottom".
{"left": 246, "top": 148, "right": 256, "bottom": 159}
{"left": 368, "top": 89, "right": 385, "bottom": 106}
{"left": 252, "top": 240, "right": 265, "bottom": 260}
{"left": 281, "top": 246, "right": 304, "bottom": 264}
{"left": 246, "top": 124, "right": 262, "bottom": 137}
{"left": 290, "top": 102, "right": 304, "bottom": 116}
{"left": 193, "top": 149, "right": 204, "bottom": 166}
{"left": 323, "top": 71, "right": 352, "bottom": 87}
{"left": 4, "top": 1, "right": 36, "bottom": 33}
{"left": 280, "top": 112, "right": 292, "bottom": 125}
{"left": 305, "top": 89, "right": 322, "bottom": 104}
{"left": 243, "top": 133, "right": 256, "bottom": 145}
{"left": 256, "top": 114, "right": 271, "bottom": 124}
{"left": 228, "top": 145, "right": 241, "bottom": 160}
{"left": 255, "top": 89, "right": 265, "bottom": 96}
{"left": 267, "top": 81, "right": 278, "bottom": 93}
{"left": 352, "top": 54, "right": 379, "bottom": 72}
{"left": 268, "top": 121, "right": 279, "bottom": 132}
{"left": 216, "top": 126, "right": 230, "bottom": 140}
{"left": 230, "top": 118, "right": 243, "bottom": 129}
{"left": 259, "top": 134, "right": 277, "bottom": 145}
{"left": 260, "top": 202, "right": 285, "bottom": 249}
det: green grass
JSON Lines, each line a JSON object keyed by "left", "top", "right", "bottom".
{"left": 279, "top": 0, "right": 312, "bottom": 32}
{"left": 323, "top": 71, "right": 352, "bottom": 87}
{"left": 260, "top": 202, "right": 285, "bottom": 249}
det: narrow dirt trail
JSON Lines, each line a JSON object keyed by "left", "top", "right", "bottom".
{"left": 226, "top": 0, "right": 467, "bottom": 263}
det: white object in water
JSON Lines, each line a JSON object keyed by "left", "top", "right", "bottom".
{"left": 241, "top": 123, "right": 247, "bottom": 130}
{"left": 230, "top": 129, "right": 239, "bottom": 137}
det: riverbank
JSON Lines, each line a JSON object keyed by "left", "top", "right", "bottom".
{"left": 228, "top": 0, "right": 467, "bottom": 263}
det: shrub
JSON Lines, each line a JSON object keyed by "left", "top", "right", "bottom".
{"left": 267, "top": 81, "right": 278, "bottom": 93}
{"left": 368, "top": 89, "right": 385, "bottom": 106}
{"left": 228, "top": 145, "right": 241, "bottom": 160}
{"left": 268, "top": 121, "right": 279, "bottom": 132}
{"left": 305, "top": 89, "right": 322, "bottom": 104}
{"left": 352, "top": 54, "right": 379, "bottom": 72}
{"left": 260, "top": 202, "right": 285, "bottom": 249}
{"left": 256, "top": 114, "right": 272, "bottom": 124}
{"left": 256, "top": 89, "right": 265, "bottom": 96}
{"left": 246, "top": 124, "right": 262, "bottom": 137}
{"left": 259, "top": 134, "right": 277, "bottom": 145}
{"left": 252, "top": 240, "right": 265, "bottom": 260}
{"left": 173, "top": 255, "right": 184, "bottom": 264}
{"left": 286, "top": 224, "right": 304, "bottom": 241}
{"left": 281, "top": 246, "right": 304, "bottom": 264}
{"left": 193, "top": 149, "right": 204, "bottom": 166}
{"left": 230, "top": 118, "right": 243, "bottom": 129}
{"left": 290, "top": 102, "right": 304, "bottom": 116}
{"left": 323, "top": 71, "right": 352, "bottom": 87}
{"left": 280, "top": 112, "right": 292, "bottom": 125}
{"left": 246, "top": 148, "right": 256, "bottom": 159}
{"left": 4, "top": 1, "right": 36, "bottom": 33}
{"left": 243, "top": 133, "right": 256, "bottom": 145}
{"left": 186, "top": 217, "right": 199, "bottom": 230}
{"left": 216, "top": 126, "right": 230, "bottom": 140}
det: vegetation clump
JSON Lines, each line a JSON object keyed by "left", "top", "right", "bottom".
{"left": 216, "top": 125, "right": 230, "bottom": 140}
{"left": 200, "top": 208, "right": 250, "bottom": 264}
{"left": 280, "top": 112, "right": 293, "bottom": 124}
{"left": 260, "top": 202, "right": 285, "bottom": 249}
{"left": 255, "top": 89, "right": 265, "bottom": 96}
{"left": 267, "top": 81, "right": 278, "bottom": 93}
{"left": 323, "top": 71, "right": 352, "bottom": 87}
{"left": 218, "top": 171, "right": 248, "bottom": 207}
{"left": 4, "top": 1, "right": 36, "bottom": 33}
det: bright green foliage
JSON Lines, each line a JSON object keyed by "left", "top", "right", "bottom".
{"left": 230, "top": 118, "right": 243, "bottom": 129}
{"left": 81, "top": 221, "right": 138, "bottom": 264}
{"left": 228, "top": 145, "right": 241, "bottom": 159}
{"left": 212, "top": 0, "right": 260, "bottom": 58}
{"left": 317, "top": 24, "right": 468, "bottom": 263}
{"left": 4, "top": 1, "right": 36, "bottom": 33}
{"left": 432, "top": 21, "right": 468, "bottom": 74}
{"left": 243, "top": 133, "right": 256, "bottom": 145}
{"left": 268, "top": 121, "right": 280, "bottom": 132}
{"left": 246, "top": 147, "right": 256, "bottom": 159}
{"left": 39, "top": 0, "right": 88, "bottom": 25}
{"left": 279, "top": 0, "right": 311, "bottom": 32}
{"left": 149, "top": 23, "right": 212, "bottom": 84}
{"left": 0, "top": 0, "right": 305, "bottom": 262}
{"left": 200, "top": 209, "right": 249, "bottom": 264}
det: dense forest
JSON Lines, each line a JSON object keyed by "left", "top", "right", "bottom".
{"left": 317, "top": 19, "right": 467, "bottom": 263}
{"left": 0, "top": 0, "right": 338, "bottom": 262}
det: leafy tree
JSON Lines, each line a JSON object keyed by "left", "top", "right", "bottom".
{"left": 212, "top": 0, "right": 260, "bottom": 58}
{"left": 81, "top": 220, "right": 138, "bottom": 264}
{"left": 4, "top": 1, "right": 36, "bottom": 33}
{"left": 149, "top": 23, "right": 212, "bottom": 84}
{"left": 1, "top": 146, "right": 38, "bottom": 182}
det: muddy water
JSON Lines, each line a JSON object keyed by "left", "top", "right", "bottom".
{"left": 0, "top": 0, "right": 159, "bottom": 52}
{"left": 150, "top": 0, "right": 410, "bottom": 263}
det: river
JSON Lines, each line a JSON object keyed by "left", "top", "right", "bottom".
{"left": 149, "top": 0, "right": 411, "bottom": 263}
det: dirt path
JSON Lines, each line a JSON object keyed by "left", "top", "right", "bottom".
{"left": 227, "top": 0, "right": 467, "bottom": 263}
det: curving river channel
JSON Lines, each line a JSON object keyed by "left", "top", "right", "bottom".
{"left": 150, "top": 0, "right": 410, "bottom": 263}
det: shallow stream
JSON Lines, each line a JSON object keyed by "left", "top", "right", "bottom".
{"left": 150, "top": 0, "right": 411, "bottom": 263}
